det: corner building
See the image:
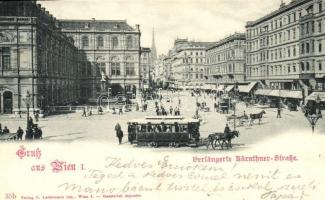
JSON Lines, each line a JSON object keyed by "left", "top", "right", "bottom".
{"left": 0, "top": 1, "right": 80, "bottom": 114}
{"left": 246, "top": 0, "right": 325, "bottom": 101}
{"left": 206, "top": 33, "right": 246, "bottom": 87}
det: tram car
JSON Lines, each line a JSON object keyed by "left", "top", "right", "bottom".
{"left": 127, "top": 116, "right": 200, "bottom": 147}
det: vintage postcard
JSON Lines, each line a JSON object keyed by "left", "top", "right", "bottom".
{"left": 0, "top": 0, "right": 325, "bottom": 199}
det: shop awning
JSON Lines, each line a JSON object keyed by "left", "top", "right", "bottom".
{"left": 216, "top": 85, "right": 224, "bottom": 91}
{"left": 225, "top": 85, "right": 234, "bottom": 92}
{"left": 238, "top": 82, "right": 258, "bottom": 93}
{"left": 255, "top": 89, "right": 272, "bottom": 96}
{"left": 280, "top": 90, "right": 303, "bottom": 99}
{"left": 306, "top": 92, "right": 325, "bottom": 102}
{"left": 269, "top": 90, "right": 281, "bottom": 97}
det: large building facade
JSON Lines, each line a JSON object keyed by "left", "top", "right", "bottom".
{"left": 0, "top": 1, "right": 80, "bottom": 114}
{"left": 60, "top": 19, "right": 142, "bottom": 99}
{"left": 206, "top": 33, "right": 246, "bottom": 87}
{"left": 246, "top": 0, "right": 325, "bottom": 100}
{"left": 168, "top": 39, "right": 212, "bottom": 89}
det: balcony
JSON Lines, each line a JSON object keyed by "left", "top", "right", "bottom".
{"left": 299, "top": 13, "right": 314, "bottom": 22}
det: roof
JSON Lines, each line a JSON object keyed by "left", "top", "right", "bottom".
{"left": 246, "top": 0, "right": 311, "bottom": 27}
{"left": 207, "top": 33, "right": 246, "bottom": 50}
{"left": 306, "top": 92, "right": 325, "bottom": 102}
{"left": 59, "top": 19, "right": 136, "bottom": 31}
{"left": 128, "top": 116, "right": 200, "bottom": 124}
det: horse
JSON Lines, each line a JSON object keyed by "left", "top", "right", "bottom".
{"left": 248, "top": 110, "right": 266, "bottom": 126}
{"left": 207, "top": 130, "right": 239, "bottom": 150}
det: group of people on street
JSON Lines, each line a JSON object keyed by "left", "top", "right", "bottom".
{"left": 0, "top": 118, "right": 43, "bottom": 140}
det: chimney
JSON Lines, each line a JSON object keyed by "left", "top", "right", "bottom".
{"left": 136, "top": 24, "right": 140, "bottom": 31}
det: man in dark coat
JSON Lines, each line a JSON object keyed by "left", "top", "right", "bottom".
{"left": 115, "top": 123, "right": 121, "bottom": 137}
{"left": 224, "top": 124, "right": 230, "bottom": 137}
{"left": 16, "top": 127, "right": 24, "bottom": 140}
{"left": 117, "top": 129, "right": 123, "bottom": 144}
{"left": 25, "top": 128, "right": 33, "bottom": 140}
{"left": 28, "top": 116, "right": 34, "bottom": 128}
{"left": 3, "top": 126, "right": 10, "bottom": 134}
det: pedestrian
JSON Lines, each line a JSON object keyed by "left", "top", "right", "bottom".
{"left": 116, "top": 129, "right": 123, "bottom": 144}
{"left": 28, "top": 116, "right": 34, "bottom": 128}
{"left": 118, "top": 107, "right": 123, "bottom": 115}
{"left": 25, "top": 128, "right": 33, "bottom": 140}
{"left": 169, "top": 106, "right": 173, "bottom": 115}
{"left": 277, "top": 106, "right": 282, "bottom": 118}
{"left": 34, "top": 111, "right": 39, "bottom": 122}
{"left": 82, "top": 107, "right": 87, "bottom": 117}
{"left": 3, "top": 126, "right": 10, "bottom": 134}
{"left": 16, "top": 126, "right": 24, "bottom": 140}
{"left": 214, "top": 102, "right": 217, "bottom": 112}
{"left": 115, "top": 122, "right": 121, "bottom": 137}
{"left": 33, "top": 125, "right": 43, "bottom": 139}
{"left": 98, "top": 106, "right": 103, "bottom": 115}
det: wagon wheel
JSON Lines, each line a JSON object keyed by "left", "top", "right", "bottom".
{"left": 206, "top": 139, "right": 213, "bottom": 149}
{"left": 212, "top": 139, "right": 219, "bottom": 150}
{"left": 221, "top": 140, "right": 229, "bottom": 150}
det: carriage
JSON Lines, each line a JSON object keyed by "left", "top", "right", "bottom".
{"left": 127, "top": 116, "right": 200, "bottom": 147}
{"left": 218, "top": 97, "right": 232, "bottom": 114}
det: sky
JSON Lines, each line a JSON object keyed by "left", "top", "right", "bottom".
{"left": 40, "top": 0, "right": 292, "bottom": 55}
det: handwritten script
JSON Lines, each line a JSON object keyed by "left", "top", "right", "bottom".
{"left": 57, "top": 155, "right": 318, "bottom": 200}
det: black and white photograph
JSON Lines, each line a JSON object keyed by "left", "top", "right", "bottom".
{"left": 0, "top": 0, "right": 325, "bottom": 199}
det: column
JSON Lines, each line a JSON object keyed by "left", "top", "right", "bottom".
{"left": 0, "top": 92, "right": 3, "bottom": 114}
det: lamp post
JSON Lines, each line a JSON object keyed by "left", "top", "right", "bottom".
{"left": 23, "top": 91, "right": 32, "bottom": 129}
{"left": 233, "top": 99, "right": 237, "bottom": 131}
{"left": 305, "top": 95, "right": 322, "bottom": 133}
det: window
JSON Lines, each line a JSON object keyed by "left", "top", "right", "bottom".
{"left": 293, "top": 46, "right": 296, "bottom": 56}
{"left": 195, "top": 74, "right": 198, "bottom": 79}
{"left": 112, "top": 37, "right": 118, "bottom": 49}
{"left": 0, "top": 47, "right": 10, "bottom": 70}
{"left": 319, "top": 42, "right": 322, "bottom": 52}
{"left": 318, "top": 21, "right": 322, "bottom": 32}
{"left": 306, "top": 43, "right": 310, "bottom": 53}
{"left": 319, "top": 62, "right": 322, "bottom": 71}
{"left": 82, "top": 36, "right": 89, "bottom": 48}
{"left": 301, "top": 62, "right": 305, "bottom": 71}
{"left": 306, "top": 62, "right": 310, "bottom": 71}
{"left": 293, "top": 65, "right": 296, "bottom": 72}
{"left": 111, "top": 62, "right": 120, "bottom": 75}
{"left": 97, "top": 36, "right": 104, "bottom": 47}
{"left": 302, "top": 43, "right": 305, "bottom": 54}
{"left": 126, "top": 63, "right": 135, "bottom": 75}
{"left": 126, "top": 36, "right": 133, "bottom": 49}
{"left": 319, "top": 2, "right": 322, "bottom": 12}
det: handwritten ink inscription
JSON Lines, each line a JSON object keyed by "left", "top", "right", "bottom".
{"left": 57, "top": 155, "right": 318, "bottom": 200}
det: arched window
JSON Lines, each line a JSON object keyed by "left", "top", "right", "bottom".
{"left": 127, "top": 36, "right": 133, "bottom": 49}
{"left": 306, "top": 62, "right": 310, "bottom": 71}
{"left": 82, "top": 36, "right": 89, "bottom": 48}
{"left": 112, "top": 37, "right": 118, "bottom": 49}
{"left": 97, "top": 36, "right": 104, "bottom": 47}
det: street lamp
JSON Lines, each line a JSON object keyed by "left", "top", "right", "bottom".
{"left": 233, "top": 99, "right": 237, "bottom": 131}
{"left": 305, "top": 95, "right": 322, "bottom": 133}
{"left": 23, "top": 91, "right": 32, "bottom": 129}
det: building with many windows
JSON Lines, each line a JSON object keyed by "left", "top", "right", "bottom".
{"left": 140, "top": 47, "right": 151, "bottom": 90}
{"left": 246, "top": 0, "right": 325, "bottom": 101}
{"left": 0, "top": 1, "right": 80, "bottom": 114}
{"left": 59, "top": 19, "right": 142, "bottom": 99}
{"left": 167, "top": 39, "right": 212, "bottom": 89}
{"left": 206, "top": 33, "right": 246, "bottom": 90}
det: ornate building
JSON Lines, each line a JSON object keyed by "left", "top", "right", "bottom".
{"left": 59, "top": 19, "right": 142, "bottom": 99}
{"left": 206, "top": 33, "right": 246, "bottom": 88}
{"left": 0, "top": 1, "right": 80, "bottom": 114}
{"left": 168, "top": 39, "right": 212, "bottom": 89}
{"left": 246, "top": 0, "right": 325, "bottom": 100}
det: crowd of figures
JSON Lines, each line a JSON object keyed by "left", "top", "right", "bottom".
{"left": 0, "top": 116, "right": 43, "bottom": 141}
{"left": 154, "top": 101, "right": 181, "bottom": 116}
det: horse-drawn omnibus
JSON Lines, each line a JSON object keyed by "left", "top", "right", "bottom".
{"left": 127, "top": 116, "right": 200, "bottom": 147}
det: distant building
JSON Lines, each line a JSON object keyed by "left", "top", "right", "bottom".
{"left": 167, "top": 39, "right": 213, "bottom": 89}
{"left": 60, "top": 19, "right": 142, "bottom": 99}
{"left": 140, "top": 47, "right": 151, "bottom": 90}
{"left": 0, "top": 1, "right": 80, "bottom": 114}
{"left": 246, "top": 0, "right": 325, "bottom": 100}
{"left": 206, "top": 33, "right": 246, "bottom": 87}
